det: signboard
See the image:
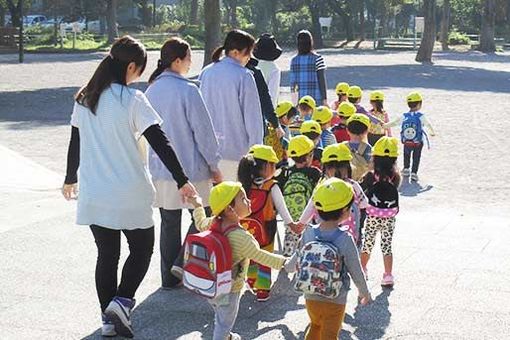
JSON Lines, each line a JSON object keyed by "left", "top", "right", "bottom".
{"left": 72, "top": 22, "right": 81, "bottom": 33}
{"left": 59, "top": 23, "right": 66, "bottom": 37}
{"left": 415, "top": 17, "right": 425, "bottom": 33}
{"left": 319, "top": 17, "right": 332, "bottom": 29}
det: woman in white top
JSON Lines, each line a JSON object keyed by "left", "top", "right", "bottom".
{"left": 253, "top": 33, "right": 282, "bottom": 107}
{"left": 62, "top": 36, "right": 196, "bottom": 338}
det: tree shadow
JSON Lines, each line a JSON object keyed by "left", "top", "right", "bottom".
{"left": 341, "top": 288, "right": 393, "bottom": 340}
{"left": 0, "top": 52, "right": 106, "bottom": 65}
{"left": 399, "top": 180, "right": 434, "bottom": 197}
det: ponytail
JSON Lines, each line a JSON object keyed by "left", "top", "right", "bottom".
{"left": 149, "top": 37, "right": 191, "bottom": 83}
{"left": 211, "top": 45, "right": 224, "bottom": 63}
{"left": 213, "top": 30, "right": 255, "bottom": 63}
{"left": 237, "top": 155, "right": 266, "bottom": 194}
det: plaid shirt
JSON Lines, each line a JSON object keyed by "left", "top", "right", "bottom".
{"left": 290, "top": 53, "right": 326, "bottom": 103}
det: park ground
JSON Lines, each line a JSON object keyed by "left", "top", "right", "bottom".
{"left": 1, "top": 49, "right": 510, "bottom": 339}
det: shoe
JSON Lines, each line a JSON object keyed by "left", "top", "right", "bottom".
{"left": 101, "top": 313, "right": 116, "bottom": 337}
{"left": 229, "top": 332, "right": 242, "bottom": 340}
{"left": 381, "top": 273, "right": 394, "bottom": 287}
{"left": 161, "top": 281, "right": 183, "bottom": 290}
{"left": 401, "top": 168, "right": 410, "bottom": 177}
{"left": 410, "top": 173, "right": 419, "bottom": 182}
{"left": 171, "top": 265, "right": 183, "bottom": 280}
{"left": 256, "top": 290, "right": 270, "bottom": 302}
{"left": 104, "top": 296, "right": 136, "bottom": 338}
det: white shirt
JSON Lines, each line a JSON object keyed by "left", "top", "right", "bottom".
{"left": 258, "top": 60, "right": 281, "bottom": 108}
{"left": 71, "top": 84, "right": 162, "bottom": 230}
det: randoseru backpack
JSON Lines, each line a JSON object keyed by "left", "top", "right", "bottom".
{"left": 294, "top": 228, "right": 343, "bottom": 298}
{"left": 400, "top": 112, "right": 425, "bottom": 147}
{"left": 182, "top": 220, "right": 238, "bottom": 298}
{"left": 343, "top": 141, "right": 370, "bottom": 181}
{"left": 365, "top": 175, "right": 399, "bottom": 218}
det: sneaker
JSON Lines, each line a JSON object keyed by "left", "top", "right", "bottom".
{"left": 401, "top": 168, "right": 411, "bottom": 177}
{"left": 381, "top": 273, "right": 394, "bottom": 287}
{"left": 104, "top": 297, "right": 136, "bottom": 338}
{"left": 170, "top": 265, "right": 183, "bottom": 280}
{"left": 410, "top": 173, "right": 419, "bottom": 182}
{"left": 256, "top": 290, "right": 270, "bottom": 302}
{"left": 161, "top": 281, "right": 183, "bottom": 290}
{"left": 229, "top": 332, "right": 242, "bottom": 340}
{"left": 101, "top": 314, "right": 116, "bottom": 337}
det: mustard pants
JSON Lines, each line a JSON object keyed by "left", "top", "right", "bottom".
{"left": 305, "top": 299, "right": 346, "bottom": 340}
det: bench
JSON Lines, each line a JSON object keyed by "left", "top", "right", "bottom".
{"left": 0, "top": 27, "right": 19, "bottom": 48}
{"left": 376, "top": 38, "right": 420, "bottom": 51}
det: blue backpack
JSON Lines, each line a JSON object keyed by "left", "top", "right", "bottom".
{"left": 400, "top": 112, "right": 427, "bottom": 147}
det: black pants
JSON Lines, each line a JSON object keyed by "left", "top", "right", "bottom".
{"left": 403, "top": 143, "right": 424, "bottom": 174}
{"left": 159, "top": 207, "right": 211, "bottom": 287}
{"left": 90, "top": 225, "right": 154, "bottom": 312}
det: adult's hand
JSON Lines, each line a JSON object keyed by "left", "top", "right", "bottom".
{"left": 62, "top": 183, "right": 78, "bottom": 200}
{"left": 211, "top": 169, "right": 223, "bottom": 184}
{"left": 179, "top": 182, "right": 198, "bottom": 203}
{"left": 275, "top": 126, "right": 285, "bottom": 139}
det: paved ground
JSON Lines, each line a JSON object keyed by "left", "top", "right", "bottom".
{"left": 1, "top": 48, "right": 510, "bottom": 339}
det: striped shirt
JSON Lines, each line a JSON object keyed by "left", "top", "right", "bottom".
{"left": 290, "top": 53, "right": 327, "bottom": 103}
{"left": 321, "top": 129, "right": 337, "bottom": 147}
{"left": 193, "top": 207, "right": 286, "bottom": 292}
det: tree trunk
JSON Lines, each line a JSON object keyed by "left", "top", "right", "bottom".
{"left": 415, "top": 0, "right": 436, "bottom": 63}
{"left": 6, "top": 0, "right": 22, "bottom": 27}
{"left": 344, "top": 0, "right": 355, "bottom": 41}
{"left": 440, "top": 0, "right": 450, "bottom": 51}
{"left": 106, "top": 0, "right": 119, "bottom": 44}
{"left": 203, "top": 0, "right": 221, "bottom": 67}
{"left": 479, "top": 0, "right": 496, "bottom": 52}
{"left": 190, "top": 0, "right": 199, "bottom": 25}
{"left": 359, "top": 0, "right": 365, "bottom": 40}
{"left": 308, "top": 2, "right": 323, "bottom": 48}
{"left": 0, "top": 5, "right": 5, "bottom": 27}
{"left": 140, "top": 0, "right": 150, "bottom": 27}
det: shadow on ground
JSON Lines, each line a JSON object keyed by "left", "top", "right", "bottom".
{"left": 399, "top": 180, "right": 434, "bottom": 197}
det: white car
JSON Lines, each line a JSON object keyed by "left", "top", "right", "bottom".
{"left": 23, "top": 15, "right": 47, "bottom": 26}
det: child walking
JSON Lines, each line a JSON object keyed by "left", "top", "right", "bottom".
{"left": 297, "top": 95, "right": 316, "bottom": 122}
{"left": 360, "top": 137, "right": 401, "bottom": 286}
{"left": 347, "top": 86, "right": 368, "bottom": 114}
{"left": 384, "top": 91, "right": 436, "bottom": 182}
{"left": 332, "top": 101, "right": 356, "bottom": 143}
{"left": 238, "top": 145, "right": 296, "bottom": 301}
{"left": 368, "top": 91, "right": 392, "bottom": 146}
{"left": 330, "top": 82, "right": 350, "bottom": 126}
{"left": 312, "top": 106, "right": 337, "bottom": 147}
{"left": 286, "top": 178, "right": 371, "bottom": 340}
{"left": 344, "top": 114, "right": 373, "bottom": 181}
{"left": 300, "top": 120, "right": 324, "bottom": 168}
{"left": 187, "top": 182, "right": 288, "bottom": 340}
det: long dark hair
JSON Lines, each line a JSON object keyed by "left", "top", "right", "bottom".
{"left": 212, "top": 29, "right": 255, "bottom": 62}
{"left": 371, "top": 100, "right": 384, "bottom": 113}
{"left": 297, "top": 30, "right": 313, "bottom": 55}
{"left": 75, "top": 36, "right": 147, "bottom": 114}
{"left": 237, "top": 155, "right": 267, "bottom": 194}
{"left": 373, "top": 156, "right": 400, "bottom": 186}
{"left": 149, "top": 37, "right": 190, "bottom": 83}
{"left": 323, "top": 160, "right": 353, "bottom": 180}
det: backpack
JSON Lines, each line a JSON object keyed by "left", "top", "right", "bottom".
{"left": 182, "top": 220, "right": 238, "bottom": 299}
{"left": 365, "top": 175, "right": 399, "bottom": 218}
{"left": 294, "top": 227, "right": 344, "bottom": 299}
{"left": 240, "top": 180, "right": 277, "bottom": 247}
{"left": 264, "top": 126, "right": 286, "bottom": 162}
{"left": 332, "top": 124, "right": 350, "bottom": 143}
{"left": 283, "top": 170, "right": 315, "bottom": 221}
{"left": 400, "top": 112, "right": 425, "bottom": 147}
{"left": 343, "top": 141, "right": 370, "bottom": 181}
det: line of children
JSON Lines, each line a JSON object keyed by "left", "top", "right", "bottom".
{"left": 332, "top": 101, "right": 357, "bottom": 143}
{"left": 311, "top": 106, "right": 337, "bottom": 147}
{"left": 368, "top": 91, "right": 392, "bottom": 146}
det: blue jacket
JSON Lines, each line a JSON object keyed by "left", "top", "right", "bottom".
{"left": 199, "top": 57, "right": 264, "bottom": 161}
{"left": 145, "top": 71, "right": 220, "bottom": 182}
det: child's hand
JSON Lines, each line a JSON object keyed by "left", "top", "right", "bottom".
{"left": 187, "top": 195, "right": 203, "bottom": 209}
{"left": 294, "top": 222, "right": 306, "bottom": 234}
{"left": 275, "top": 126, "right": 285, "bottom": 139}
{"left": 283, "top": 258, "right": 296, "bottom": 273}
{"left": 359, "top": 294, "right": 372, "bottom": 306}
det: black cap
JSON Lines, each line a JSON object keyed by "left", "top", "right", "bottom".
{"left": 253, "top": 33, "right": 282, "bottom": 61}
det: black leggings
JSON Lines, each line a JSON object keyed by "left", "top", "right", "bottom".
{"left": 90, "top": 225, "right": 154, "bottom": 312}
{"left": 403, "top": 143, "right": 424, "bottom": 174}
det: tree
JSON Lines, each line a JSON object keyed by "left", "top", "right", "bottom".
{"left": 203, "top": 0, "right": 221, "bottom": 67}
{"left": 415, "top": 0, "right": 436, "bottom": 63}
{"left": 306, "top": 0, "right": 323, "bottom": 48}
{"left": 479, "top": 0, "right": 496, "bottom": 52}
{"left": 106, "top": 0, "right": 119, "bottom": 44}
{"left": 440, "top": 0, "right": 450, "bottom": 51}
{"left": 190, "top": 0, "right": 199, "bottom": 25}
{"left": 6, "top": 0, "right": 22, "bottom": 27}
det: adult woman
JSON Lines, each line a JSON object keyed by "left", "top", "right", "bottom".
{"left": 289, "top": 30, "right": 328, "bottom": 106}
{"left": 199, "top": 29, "right": 263, "bottom": 180}
{"left": 62, "top": 36, "right": 196, "bottom": 338}
{"left": 145, "top": 38, "right": 222, "bottom": 289}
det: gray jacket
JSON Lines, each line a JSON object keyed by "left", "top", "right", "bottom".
{"left": 145, "top": 71, "right": 220, "bottom": 182}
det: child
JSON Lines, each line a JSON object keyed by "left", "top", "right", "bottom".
{"left": 238, "top": 145, "right": 296, "bottom": 301}
{"left": 367, "top": 91, "right": 392, "bottom": 146}
{"left": 297, "top": 95, "right": 317, "bottom": 121}
{"left": 299, "top": 120, "right": 323, "bottom": 168}
{"left": 347, "top": 85, "right": 368, "bottom": 114}
{"left": 312, "top": 106, "right": 336, "bottom": 147}
{"left": 286, "top": 178, "right": 371, "bottom": 340}
{"left": 332, "top": 102, "right": 356, "bottom": 143}
{"left": 330, "top": 82, "right": 350, "bottom": 126}
{"left": 384, "top": 91, "right": 436, "bottom": 182}
{"left": 187, "top": 182, "right": 288, "bottom": 340}
{"left": 275, "top": 100, "right": 299, "bottom": 141}
{"left": 345, "top": 114, "right": 373, "bottom": 181}
{"left": 279, "top": 135, "right": 322, "bottom": 256}
{"left": 360, "top": 137, "right": 401, "bottom": 286}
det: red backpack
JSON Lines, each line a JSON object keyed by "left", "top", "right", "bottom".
{"left": 240, "top": 180, "right": 277, "bottom": 247}
{"left": 332, "top": 124, "right": 350, "bottom": 143}
{"left": 182, "top": 220, "right": 238, "bottom": 298}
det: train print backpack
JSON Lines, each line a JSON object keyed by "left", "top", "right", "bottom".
{"left": 401, "top": 112, "right": 425, "bottom": 147}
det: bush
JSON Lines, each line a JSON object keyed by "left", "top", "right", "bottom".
{"left": 448, "top": 29, "right": 471, "bottom": 45}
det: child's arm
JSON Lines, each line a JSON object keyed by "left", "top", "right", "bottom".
{"left": 384, "top": 111, "right": 392, "bottom": 136}
{"left": 341, "top": 236, "right": 371, "bottom": 299}
{"left": 298, "top": 198, "right": 316, "bottom": 227}
{"left": 235, "top": 231, "right": 287, "bottom": 269}
{"left": 189, "top": 196, "right": 215, "bottom": 232}
{"left": 421, "top": 115, "right": 436, "bottom": 136}
{"left": 383, "top": 115, "right": 403, "bottom": 129}
{"left": 353, "top": 181, "right": 369, "bottom": 209}
{"left": 271, "top": 185, "right": 294, "bottom": 226}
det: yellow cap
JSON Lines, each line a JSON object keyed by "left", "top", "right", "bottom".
{"left": 288, "top": 135, "right": 315, "bottom": 158}
{"left": 347, "top": 86, "right": 363, "bottom": 99}
{"left": 335, "top": 82, "right": 350, "bottom": 95}
{"left": 407, "top": 91, "right": 423, "bottom": 103}
{"left": 347, "top": 113, "right": 370, "bottom": 128}
{"left": 370, "top": 91, "right": 385, "bottom": 101}
{"left": 337, "top": 102, "right": 356, "bottom": 118}
{"left": 321, "top": 143, "right": 353, "bottom": 163}
{"left": 373, "top": 136, "right": 399, "bottom": 157}
{"left": 275, "top": 101, "right": 294, "bottom": 118}
{"left": 209, "top": 181, "right": 242, "bottom": 216}
{"left": 248, "top": 144, "right": 279, "bottom": 163}
{"left": 298, "top": 95, "right": 316, "bottom": 110}
{"left": 312, "top": 106, "right": 333, "bottom": 124}
{"left": 299, "top": 120, "right": 321, "bottom": 135}
{"left": 313, "top": 177, "right": 354, "bottom": 212}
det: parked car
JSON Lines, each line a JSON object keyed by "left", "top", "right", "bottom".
{"left": 23, "top": 15, "right": 47, "bottom": 26}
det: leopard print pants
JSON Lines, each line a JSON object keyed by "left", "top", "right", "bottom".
{"left": 283, "top": 229, "right": 301, "bottom": 256}
{"left": 361, "top": 216, "right": 396, "bottom": 256}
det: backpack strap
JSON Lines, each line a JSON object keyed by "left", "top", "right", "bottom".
{"left": 313, "top": 227, "right": 343, "bottom": 243}
{"left": 210, "top": 221, "right": 240, "bottom": 235}
{"left": 357, "top": 142, "right": 368, "bottom": 156}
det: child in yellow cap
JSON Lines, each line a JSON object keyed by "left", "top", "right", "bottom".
{"left": 332, "top": 102, "right": 356, "bottom": 143}
{"left": 186, "top": 182, "right": 289, "bottom": 340}
{"left": 312, "top": 106, "right": 336, "bottom": 147}
{"left": 237, "top": 145, "right": 297, "bottom": 301}
{"left": 347, "top": 85, "right": 368, "bottom": 114}
{"left": 275, "top": 101, "right": 299, "bottom": 141}
{"left": 330, "top": 82, "right": 350, "bottom": 126}
{"left": 265, "top": 101, "right": 298, "bottom": 167}
{"left": 297, "top": 95, "right": 316, "bottom": 122}
{"left": 344, "top": 114, "right": 373, "bottom": 181}
{"left": 299, "top": 120, "right": 323, "bottom": 169}
{"left": 368, "top": 91, "right": 392, "bottom": 146}
{"left": 285, "top": 178, "right": 371, "bottom": 340}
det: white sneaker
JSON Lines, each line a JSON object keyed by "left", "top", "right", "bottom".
{"left": 104, "top": 297, "right": 135, "bottom": 338}
{"left": 401, "top": 168, "right": 411, "bottom": 177}
{"left": 171, "top": 265, "right": 184, "bottom": 280}
{"left": 230, "top": 332, "right": 242, "bottom": 340}
{"left": 101, "top": 314, "right": 116, "bottom": 337}
{"left": 381, "top": 273, "right": 395, "bottom": 287}
{"left": 410, "top": 173, "right": 419, "bottom": 182}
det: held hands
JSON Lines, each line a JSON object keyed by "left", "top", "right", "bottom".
{"left": 210, "top": 169, "right": 223, "bottom": 184}
{"left": 179, "top": 182, "right": 198, "bottom": 203}
{"left": 289, "top": 222, "right": 306, "bottom": 234}
{"left": 186, "top": 195, "right": 203, "bottom": 209}
{"left": 359, "top": 293, "right": 373, "bottom": 306}
{"left": 275, "top": 126, "right": 285, "bottom": 140}
{"left": 61, "top": 183, "right": 78, "bottom": 200}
